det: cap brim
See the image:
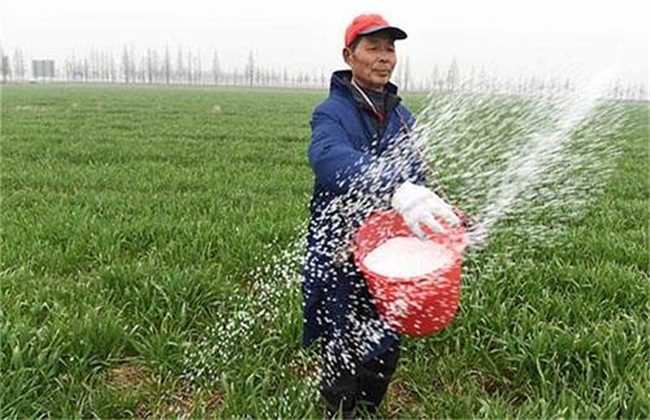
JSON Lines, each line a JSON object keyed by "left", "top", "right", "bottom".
{"left": 358, "top": 25, "right": 408, "bottom": 41}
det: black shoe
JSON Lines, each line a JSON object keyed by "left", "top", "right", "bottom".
{"left": 325, "top": 405, "right": 356, "bottom": 419}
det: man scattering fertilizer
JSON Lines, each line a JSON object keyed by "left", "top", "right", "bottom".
{"left": 303, "top": 13, "right": 464, "bottom": 417}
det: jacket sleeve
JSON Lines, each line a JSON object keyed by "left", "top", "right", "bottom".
{"left": 308, "top": 108, "right": 402, "bottom": 196}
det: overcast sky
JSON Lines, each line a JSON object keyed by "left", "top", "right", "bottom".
{"left": 2, "top": 0, "right": 648, "bottom": 85}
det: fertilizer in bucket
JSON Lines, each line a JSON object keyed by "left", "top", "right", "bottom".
{"left": 353, "top": 210, "right": 466, "bottom": 337}
{"left": 362, "top": 236, "right": 455, "bottom": 279}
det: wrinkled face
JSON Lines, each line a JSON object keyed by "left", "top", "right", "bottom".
{"left": 343, "top": 33, "right": 396, "bottom": 92}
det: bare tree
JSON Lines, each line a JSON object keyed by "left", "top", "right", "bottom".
{"left": 163, "top": 46, "right": 171, "bottom": 85}
{"left": 186, "top": 49, "right": 193, "bottom": 84}
{"left": 64, "top": 55, "right": 75, "bottom": 81}
{"left": 92, "top": 48, "right": 102, "bottom": 82}
{"left": 94, "top": 49, "right": 102, "bottom": 82}
{"left": 13, "top": 48, "right": 26, "bottom": 81}
{"left": 137, "top": 54, "right": 146, "bottom": 83}
{"left": 394, "top": 57, "right": 403, "bottom": 88}
{"left": 402, "top": 56, "right": 411, "bottom": 92}
{"left": 87, "top": 49, "right": 95, "bottom": 82}
{"left": 98, "top": 49, "right": 105, "bottom": 82}
{"left": 122, "top": 45, "right": 131, "bottom": 83}
{"left": 1, "top": 53, "right": 10, "bottom": 83}
{"left": 430, "top": 65, "right": 440, "bottom": 91}
{"left": 467, "top": 65, "right": 477, "bottom": 92}
{"left": 102, "top": 50, "right": 112, "bottom": 82}
{"left": 176, "top": 46, "right": 185, "bottom": 84}
{"left": 211, "top": 50, "right": 221, "bottom": 86}
{"left": 144, "top": 48, "right": 161, "bottom": 84}
{"left": 146, "top": 49, "right": 154, "bottom": 84}
{"left": 446, "top": 56, "right": 459, "bottom": 92}
{"left": 255, "top": 64, "right": 263, "bottom": 86}
{"left": 154, "top": 49, "right": 162, "bottom": 83}
{"left": 83, "top": 58, "right": 89, "bottom": 82}
{"left": 101, "top": 50, "right": 109, "bottom": 82}
{"left": 245, "top": 50, "right": 255, "bottom": 87}
{"left": 193, "top": 50, "right": 202, "bottom": 85}
{"left": 625, "top": 83, "right": 636, "bottom": 101}
{"left": 638, "top": 83, "right": 647, "bottom": 101}
{"left": 108, "top": 50, "right": 115, "bottom": 82}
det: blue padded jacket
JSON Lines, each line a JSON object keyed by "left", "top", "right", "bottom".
{"left": 302, "top": 70, "right": 427, "bottom": 359}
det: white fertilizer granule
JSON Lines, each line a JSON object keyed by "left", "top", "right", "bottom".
{"left": 363, "top": 237, "right": 455, "bottom": 279}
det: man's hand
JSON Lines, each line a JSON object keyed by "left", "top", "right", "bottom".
{"left": 391, "top": 181, "right": 460, "bottom": 239}
{"left": 453, "top": 206, "right": 476, "bottom": 230}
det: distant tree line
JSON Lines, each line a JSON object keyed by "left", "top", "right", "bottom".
{"left": 1, "top": 45, "right": 647, "bottom": 101}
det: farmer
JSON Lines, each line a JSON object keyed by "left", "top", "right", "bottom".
{"left": 303, "top": 13, "right": 463, "bottom": 417}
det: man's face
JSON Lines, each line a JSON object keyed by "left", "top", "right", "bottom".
{"left": 344, "top": 33, "right": 396, "bottom": 92}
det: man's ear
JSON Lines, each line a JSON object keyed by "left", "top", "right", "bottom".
{"left": 342, "top": 47, "right": 352, "bottom": 66}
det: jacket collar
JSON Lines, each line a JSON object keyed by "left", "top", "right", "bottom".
{"left": 330, "top": 70, "right": 401, "bottom": 121}
{"left": 330, "top": 70, "right": 399, "bottom": 97}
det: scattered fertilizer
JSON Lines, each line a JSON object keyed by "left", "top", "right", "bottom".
{"left": 363, "top": 237, "right": 455, "bottom": 278}
{"left": 182, "top": 70, "right": 624, "bottom": 392}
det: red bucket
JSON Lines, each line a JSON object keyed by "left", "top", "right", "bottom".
{"left": 352, "top": 210, "right": 466, "bottom": 337}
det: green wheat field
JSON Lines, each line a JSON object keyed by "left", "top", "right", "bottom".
{"left": 1, "top": 84, "right": 648, "bottom": 418}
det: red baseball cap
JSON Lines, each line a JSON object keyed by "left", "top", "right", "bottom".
{"left": 344, "top": 14, "right": 407, "bottom": 48}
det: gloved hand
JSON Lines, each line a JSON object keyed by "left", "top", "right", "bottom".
{"left": 391, "top": 181, "right": 460, "bottom": 239}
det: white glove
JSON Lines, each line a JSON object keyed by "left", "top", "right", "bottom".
{"left": 391, "top": 181, "right": 460, "bottom": 239}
